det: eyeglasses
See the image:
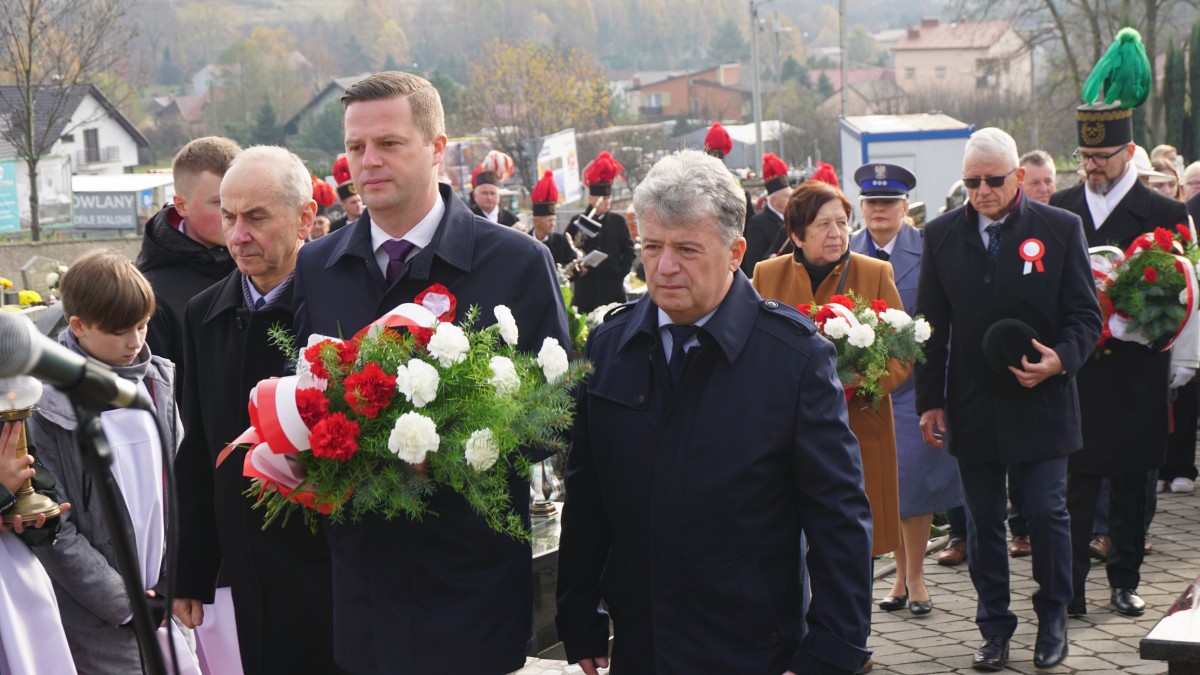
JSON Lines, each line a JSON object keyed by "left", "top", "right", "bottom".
{"left": 1073, "top": 146, "right": 1128, "bottom": 167}
{"left": 962, "top": 168, "right": 1017, "bottom": 189}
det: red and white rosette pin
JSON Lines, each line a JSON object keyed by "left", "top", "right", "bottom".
{"left": 1019, "top": 238, "right": 1045, "bottom": 275}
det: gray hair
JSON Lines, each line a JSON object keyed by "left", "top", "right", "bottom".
{"left": 1019, "top": 149, "right": 1054, "bottom": 169}
{"left": 633, "top": 149, "right": 746, "bottom": 244}
{"left": 227, "top": 145, "right": 313, "bottom": 210}
{"left": 1183, "top": 161, "right": 1200, "bottom": 183}
{"left": 964, "top": 127, "right": 1019, "bottom": 169}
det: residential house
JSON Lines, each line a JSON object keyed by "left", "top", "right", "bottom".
{"left": 283, "top": 74, "right": 369, "bottom": 136}
{"left": 632, "top": 64, "right": 748, "bottom": 122}
{"left": 891, "top": 18, "right": 1031, "bottom": 97}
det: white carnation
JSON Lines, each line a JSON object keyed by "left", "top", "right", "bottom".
{"left": 427, "top": 323, "right": 470, "bottom": 367}
{"left": 45, "top": 272, "right": 59, "bottom": 288}
{"left": 396, "top": 359, "right": 439, "bottom": 408}
{"left": 488, "top": 356, "right": 520, "bottom": 395}
{"left": 1181, "top": 288, "right": 1190, "bottom": 306}
{"left": 861, "top": 311, "right": 879, "bottom": 325}
{"left": 537, "top": 337, "right": 570, "bottom": 383}
{"left": 493, "top": 305, "right": 519, "bottom": 346}
{"left": 847, "top": 323, "right": 876, "bottom": 348}
{"left": 823, "top": 316, "right": 851, "bottom": 339}
{"left": 913, "top": 318, "right": 932, "bottom": 343}
{"left": 880, "top": 308, "right": 913, "bottom": 330}
{"left": 464, "top": 429, "right": 500, "bottom": 471}
{"left": 388, "top": 411, "right": 440, "bottom": 464}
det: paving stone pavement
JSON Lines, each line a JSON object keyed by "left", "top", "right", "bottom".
{"left": 519, "top": 488, "right": 1200, "bottom": 674}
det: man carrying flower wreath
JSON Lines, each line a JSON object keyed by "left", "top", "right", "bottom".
{"left": 291, "top": 71, "right": 570, "bottom": 674}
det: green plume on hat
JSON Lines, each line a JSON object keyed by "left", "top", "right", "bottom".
{"left": 1081, "top": 27, "right": 1152, "bottom": 109}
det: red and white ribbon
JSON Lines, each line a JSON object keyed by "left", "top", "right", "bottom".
{"left": 1020, "top": 238, "right": 1045, "bottom": 275}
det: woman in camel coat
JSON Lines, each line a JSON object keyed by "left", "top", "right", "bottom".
{"left": 752, "top": 181, "right": 906, "bottom": 568}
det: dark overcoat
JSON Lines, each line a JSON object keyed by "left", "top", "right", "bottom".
{"left": 174, "top": 271, "right": 341, "bottom": 675}
{"left": 568, "top": 211, "right": 636, "bottom": 312}
{"left": 740, "top": 207, "right": 785, "bottom": 276}
{"left": 292, "top": 183, "right": 570, "bottom": 674}
{"left": 556, "top": 273, "right": 874, "bottom": 675}
{"left": 472, "top": 204, "right": 521, "bottom": 227}
{"left": 915, "top": 195, "right": 1102, "bottom": 464}
{"left": 1051, "top": 180, "right": 1190, "bottom": 473}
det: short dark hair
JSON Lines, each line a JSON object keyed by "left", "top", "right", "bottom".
{"left": 1019, "top": 150, "right": 1054, "bottom": 168}
{"left": 172, "top": 136, "right": 242, "bottom": 195}
{"left": 785, "top": 180, "right": 852, "bottom": 241}
{"left": 60, "top": 251, "right": 155, "bottom": 332}
{"left": 341, "top": 71, "right": 445, "bottom": 142}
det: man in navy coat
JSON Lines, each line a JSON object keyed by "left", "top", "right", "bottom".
{"left": 916, "top": 128, "right": 1102, "bottom": 670}
{"left": 291, "top": 72, "right": 569, "bottom": 674}
{"left": 556, "top": 149, "right": 874, "bottom": 675}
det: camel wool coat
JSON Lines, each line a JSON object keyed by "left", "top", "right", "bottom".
{"left": 753, "top": 250, "right": 907, "bottom": 555}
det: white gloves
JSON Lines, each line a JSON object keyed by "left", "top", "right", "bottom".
{"left": 1170, "top": 366, "right": 1196, "bottom": 389}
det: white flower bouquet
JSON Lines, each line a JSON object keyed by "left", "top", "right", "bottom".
{"left": 798, "top": 293, "right": 930, "bottom": 404}
{"left": 226, "top": 284, "right": 589, "bottom": 540}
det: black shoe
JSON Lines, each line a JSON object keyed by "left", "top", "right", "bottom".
{"left": 972, "top": 636, "right": 1010, "bottom": 671}
{"left": 1034, "top": 614, "right": 1068, "bottom": 668}
{"left": 878, "top": 592, "right": 908, "bottom": 611}
{"left": 909, "top": 599, "right": 934, "bottom": 615}
{"left": 1111, "top": 587, "right": 1146, "bottom": 616}
{"left": 1067, "top": 597, "right": 1087, "bottom": 617}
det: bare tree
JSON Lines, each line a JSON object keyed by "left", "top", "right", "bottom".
{"left": 0, "top": 0, "right": 135, "bottom": 240}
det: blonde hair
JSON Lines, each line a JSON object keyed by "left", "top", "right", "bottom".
{"left": 172, "top": 136, "right": 242, "bottom": 196}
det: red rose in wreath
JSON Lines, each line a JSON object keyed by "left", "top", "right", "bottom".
{"left": 1144, "top": 267, "right": 1159, "bottom": 284}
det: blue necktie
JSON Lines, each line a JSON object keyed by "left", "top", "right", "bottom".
{"left": 667, "top": 324, "right": 698, "bottom": 385}
{"left": 875, "top": 249, "right": 890, "bottom": 262}
{"left": 381, "top": 239, "right": 416, "bottom": 284}
{"left": 253, "top": 296, "right": 266, "bottom": 311}
{"left": 986, "top": 224, "right": 1003, "bottom": 265}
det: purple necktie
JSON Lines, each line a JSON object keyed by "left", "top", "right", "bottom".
{"left": 381, "top": 239, "right": 415, "bottom": 284}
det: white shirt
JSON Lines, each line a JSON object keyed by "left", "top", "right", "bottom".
{"left": 978, "top": 211, "right": 1008, "bottom": 248}
{"left": 247, "top": 277, "right": 288, "bottom": 308}
{"left": 1085, "top": 163, "right": 1138, "bottom": 229}
{"left": 869, "top": 233, "right": 898, "bottom": 256}
{"left": 481, "top": 206, "right": 499, "bottom": 223}
{"left": 658, "top": 306, "right": 719, "bottom": 362}
{"left": 371, "top": 195, "right": 446, "bottom": 278}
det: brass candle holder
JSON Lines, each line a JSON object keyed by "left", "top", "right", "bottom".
{"left": 1, "top": 377, "right": 60, "bottom": 525}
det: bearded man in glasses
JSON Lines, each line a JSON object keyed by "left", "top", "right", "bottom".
{"left": 1050, "top": 102, "right": 1190, "bottom": 623}
{"left": 915, "top": 127, "right": 1101, "bottom": 671}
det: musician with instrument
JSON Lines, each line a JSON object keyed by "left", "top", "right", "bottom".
{"left": 567, "top": 151, "right": 635, "bottom": 312}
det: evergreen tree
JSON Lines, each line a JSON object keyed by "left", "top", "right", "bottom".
{"left": 708, "top": 19, "right": 749, "bottom": 65}
{"left": 298, "top": 101, "right": 347, "bottom": 156}
{"left": 382, "top": 54, "right": 401, "bottom": 72}
{"left": 1164, "top": 39, "right": 1188, "bottom": 155}
{"left": 782, "top": 55, "right": 810, "bottom": 86}
{"left": 817, "top": 71, "right": 835, "bottom": 99}
{"left": 253, "top": 99, "right": 283, "bottom": 145}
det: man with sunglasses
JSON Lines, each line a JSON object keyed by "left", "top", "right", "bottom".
{"left": 916, "top": 127, "right": 1101, "bottom": 671}
{"left": 1050, "top": 103, "right": 1189, "bottom": 622}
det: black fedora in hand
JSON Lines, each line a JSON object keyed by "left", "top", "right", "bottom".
{"left": 968, "top": 298, "right": 1057, "bottom": 397}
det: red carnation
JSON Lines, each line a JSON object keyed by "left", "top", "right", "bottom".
{"left": 343, "top": 362, "right": 397, "bottom": 419}
{"left": 870, "top": 299, "right": 889, "bottom": 314}
{"left": 1144, "top": 267, "right": 1159, "bottom": 284}
{"left": 295, "top": 388, "right": 330, "bottom": 430}
{"left": 813, "top": 305, "right": 838, "bottom": 327}
{"left": 829, "top": 294, "right": 854, "bottom": 309}
{"left": 335, "top": 340, "right": 359, "bottom": 368}
{"left": 1154, "top": 227, "right": 1175, "bottom": 252}
{"left": 309, "top": 413, "right": 360, "bottom": 462}
{"left": 304, "top": 340, "right": 337, "bottom": 380}
{"left": 1178, "top": 224, "right": 1193, "bottom": 242}
{"left": 797, "top": 303, "right": 814, "bottom": 316}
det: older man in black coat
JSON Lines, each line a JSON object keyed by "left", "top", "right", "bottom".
{"left": 916, "top": 128, "right": 1101, "bottom": 670}
{"left": 1051, "top": 132, "right": 1190, "bottom": 618}
{"left": 173, "top": 146, "right": 341, "bottom": 674}
{"left": 557, "top": 149, "right": 873, "bottom": 675}
{"left": 292, "top": 72, "right": 569, "bottom": 674}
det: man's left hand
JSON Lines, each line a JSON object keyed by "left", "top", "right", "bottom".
{"left": 1008, "top": 339, "right": 1063, "bottom": 388}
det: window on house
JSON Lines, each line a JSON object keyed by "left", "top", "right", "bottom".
{"left": 84, "top": 129, "right": 100, "bottom": 163}
{"left": 60, "top": 133, "right": 74, "bottom": 143}
{"left": 905, "top": 68, "right": 916, "bottom": 80}
{"left": 936, "top": 67, "right": 947, "bottom": 80}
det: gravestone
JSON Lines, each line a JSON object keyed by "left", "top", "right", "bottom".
{"left": 20, "top": 255, "right": 66, "bottom": 300}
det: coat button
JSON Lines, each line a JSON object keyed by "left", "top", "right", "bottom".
{"left": 765, "top": 300, "right": 779, "bottom": 309}
{"left": 634, "top": 393, "right": 646, "bottom": 406}
{"left": 767, "top": 632, "right": 781, "bottom": 644}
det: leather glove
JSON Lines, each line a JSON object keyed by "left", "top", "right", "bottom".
{"left": 1169, "top": 366, "right": 1196, "bottom": 389}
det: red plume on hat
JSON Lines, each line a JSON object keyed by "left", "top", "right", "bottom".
{"left": 811, "top": 162, "right": 839, "bottom": 187}
{"left": 312, "top": 175, "right": 336, "bottom": 207}
{"left": 584, "top": 152, "right": 624, "bottom": 187}
{"left": 481, "top": 150, "right": 515, "bottom": 181}
{"left": 532, "top": 171, "right": 558, "bottom": 204}
{"left": 762, "top": 153, "right": 788, "bottom": 181}
{"left": 332, "top": 153, "right": 352, "bottom": 186}
{"left": 704, "top": 122, "right": 733, "bottom": 156}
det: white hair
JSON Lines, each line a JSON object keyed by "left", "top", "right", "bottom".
{"left": 227, "top": 145, "right": 313, "bottom": 209}
{"left": 964, "top": 127, "right": 1019, "bottom": 169}
{"left": 633, "top": 149, "right": 746, "bottom": 244}
{"left": 1183, "top": 161, "right": 1200, "bottom": 184}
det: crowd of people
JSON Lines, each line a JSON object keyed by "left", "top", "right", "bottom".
{"left": 0, "top": 31, "right": 1198, "bottom": 675}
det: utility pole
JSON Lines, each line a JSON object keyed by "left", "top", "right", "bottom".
{"left": 840, "top": 0, "right": 848, "bottom": 118}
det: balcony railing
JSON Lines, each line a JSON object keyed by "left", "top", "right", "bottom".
{"left": 77, "top": 146, "right": 121, "bottom": 166}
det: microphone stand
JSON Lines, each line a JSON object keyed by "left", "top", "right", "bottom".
{"left": 72, "top": 401, "right": 167, "bottom": 675}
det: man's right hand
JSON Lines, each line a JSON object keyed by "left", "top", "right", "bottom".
{"left": 578, "top": 656, "right": 610, "bottom": 675}
{"left": 173, "top": 598, "right": 204, "bottom": 629}
{"left": 919, "top": 408, "right": 946, "bottom": 448}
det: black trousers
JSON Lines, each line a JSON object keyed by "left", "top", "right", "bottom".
{"left": 1067, "top": 471, "right": 1148, "bottom": 599}
{"left": 959, "top": 456, "right": 1071, "bottom": 638}
{"left": 1007, "top": 465, "right": 1028, "bottom": 537}
{"left": 1162, "top": 380, "right": 1200, "bottom": 482}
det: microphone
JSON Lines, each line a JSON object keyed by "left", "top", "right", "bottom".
{"left": 0, "top": 313, "right": 151, "bottom": 410}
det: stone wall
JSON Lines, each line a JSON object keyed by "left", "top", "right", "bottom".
{"left": 0, "top": 237, "right": 142, "bottom": 289}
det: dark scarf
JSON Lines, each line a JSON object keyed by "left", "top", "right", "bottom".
{"left": 795, "top": 247, "right": 850, "bottom": 294}
{"left": 58, "top": 328, "right": 151, "bottom": 385}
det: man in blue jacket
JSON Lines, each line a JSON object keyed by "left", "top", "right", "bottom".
{"left": 556, "top": 149, "right": 873, "bottom": 674}
{"left": 291, "top": 71, "right": 569, "bottom": 674}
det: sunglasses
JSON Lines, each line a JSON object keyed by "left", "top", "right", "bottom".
{"left": 962, "top": 168, "right": 1017, "bottom": 189}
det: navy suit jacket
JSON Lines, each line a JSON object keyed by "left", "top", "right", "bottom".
{"left": 850, "top": 224, "right": 923, "bottom": 313}
{"left": 293, "top": 183, "right": 570, "bottom": 674}
{"left": 557, "top": 272, "right": 874, "bottom": 674}
{"left": 915, "top": 194, "right": 1101, "bottom": 464}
